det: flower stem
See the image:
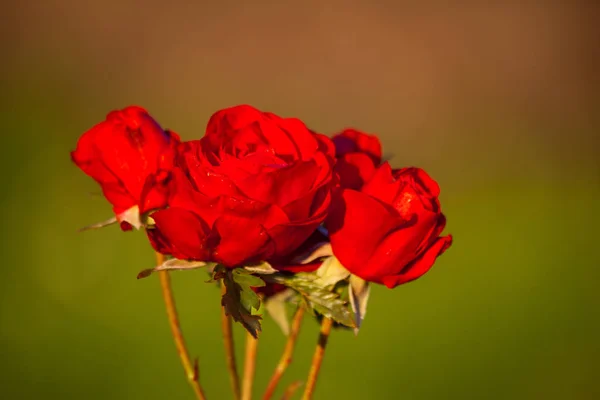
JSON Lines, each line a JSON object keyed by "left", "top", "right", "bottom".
{"left": 221, "top": 283, "right": 241, "bottom": 400}
{"left": 241, "top": 331, "right": 259, "bottom": 400}
{"left": 301, "top": 317, "right": 333, "bottom": 400}
{"left": 262, "top": 307, "right": 306, "bottom": 400}
{"left": 281, "top": 381, "right": 303, "bottom": 400}
{"left": 156, "top": 252, "right": 207, "bottom": 400}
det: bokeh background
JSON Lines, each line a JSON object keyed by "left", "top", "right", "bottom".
{"left": 1, "top": 1, "right": 599, "bottom": 399}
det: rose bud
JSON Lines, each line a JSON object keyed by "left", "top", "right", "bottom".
{"left": 71, "top": 106, "right": 180, "bottom": 230}
{"left": 146, "top": 105, "right": 335, "bottom": 267}
{"left": 326, "top": 163, "right": 452, "bottom": 288}
{"left": 332, "top": 128, "right": 382, "bottom": 190}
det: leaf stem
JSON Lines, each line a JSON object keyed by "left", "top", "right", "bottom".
{"left": 262, "top": 307, "right": 306, "bottom": 400}
{"left": 241, "top": 331, "right": 259, "bottom": 400}
{"left": 301, "top": 317, "right": 333, "bottom": 400}
{"left": 221, "top": 282, "right": 241, "bottom": 400}
{"left": 156, "top": 252, "right": 207, "bottom": 400}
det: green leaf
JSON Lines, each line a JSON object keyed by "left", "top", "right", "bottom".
{"left": 220, "top": 267, "right": 265, "bottom": 338}
{"left": 232, "top": 268, "right": 266, "bottom": 288}
{"left": 239, "top": 285, "right": 261, "bottom": 314}
{"left": 233, "top": 269, "right": 265, "bottom": 314}
{"left": 265, "top": 272, "right": 355, "bottom": 328}
{"left": 137, "top": 259, "right": 214, "bottom": 279}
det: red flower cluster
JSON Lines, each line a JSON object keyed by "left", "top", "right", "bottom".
{"left": 72, "top": 105, "right": 452, "bottom": 288}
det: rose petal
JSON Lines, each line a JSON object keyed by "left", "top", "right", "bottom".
{"left": 275, "top": 261, "right": 322, "bottom": 274}
{"left": 332, "top": 128, "right": 382, "bottom": 164}
{"left": 212, "top": 215, "right": 271, "bottom": 266}
{"left": 335, "top": 153, "right": 377, "bottom": 190}
{"left": 313, "top": 132, "right": 336, "bottom": 159}
{"left": 99, "top": 107, "right": 175, "bottom": 198}
{"left": 362, "top": 207, "right": 439, "bottom": 282}
{"left": 394, "top": 167, "right": 441, "bottom": 198}
{"left": 150, "top": 207, "right": 213, "bottom": 260}
{"left": 327, "top": 189, "right": 399, "bottom": 273}
{"left": 236, "top": 161, "right": 319, "bottom": 208}
{"left": 139, "top": 170, "right": 173, "bottom": 214}
{"left": 381, "top": 235, "right": 453, "bottom": 288}
{"left": 204, "top": 105, "right": 312, "bottom": 161}
{"left": 217, "top": 195, "right": 289, "bottom": 229}
{"left": 71, "top": 135, "right": 136, "bottom": 214}
{"left": 273, "top": 116, "right": 320, "bottom": 160}
{"left": 361, "top": 162, "right": 401, "bottom": 204}
{"left": 72, "top": 106, "right": 179, "bottom": 215}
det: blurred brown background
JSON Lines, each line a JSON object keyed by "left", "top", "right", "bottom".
{"left": 1, "top": 1, "right": 598, "bottom": 399}
{"left": 3, "top": 1, "right": 599, "bottom": 180}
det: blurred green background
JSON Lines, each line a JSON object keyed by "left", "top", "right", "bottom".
{"left": 1, "top": 1, "right": 599, "bottom": 399}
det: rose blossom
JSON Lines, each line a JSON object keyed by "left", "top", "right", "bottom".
{"left": 146, "top": 105, "right": 335, "bottom": 267}
{"left": 71, "top": 106, "right": 180, "bottom": 229}
{"left": 327, "top": 163, "right": 452, "bottom": 288}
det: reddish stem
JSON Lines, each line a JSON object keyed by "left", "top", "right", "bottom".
{"left": 262, "top": 307, "right": 305, "bottom": 400}
{"left": 221, "top": 282, "right": 241, "bottom": 400}
{"left": 301, "top": 317, "right": 333, "bottom": 400}
{"left": 156, "top": 252, "right": 207, "bottom": 400}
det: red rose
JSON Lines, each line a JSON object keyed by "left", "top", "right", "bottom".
{"left": 71, "top": 106, "right": 180, "bottom": 229}
{"left": 147, "top": 105, "right": 335, "bottom": 267}
{"left": 326, "top": 163, "right": 452, "bottom": 288}
{"left": 332, "top": 129, "right": 382, "bottom": 190}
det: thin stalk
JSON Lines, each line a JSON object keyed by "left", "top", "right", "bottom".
{"left": 281, "top": 381, "right": 303, "bottom": 400}
{"left": 262, "top": 307, "right": 306, "bottom": 400}
{"left": 156, "top": 252, "right": 207, "bottom": 400}
{"left": 300, "top": 317, "right": 333, "bottom": 400}
{"left": 221, "top": 283, "right": 241, "bottom": 400}
{"left": 241, "top": 332, "right": 259, "bottom": 400}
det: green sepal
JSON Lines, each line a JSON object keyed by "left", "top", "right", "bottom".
{"left": 137, "top": 259, "right": 214, "bottom": 279}
{"left": 264, "top": 272, "right": 355, "bottom": 328}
